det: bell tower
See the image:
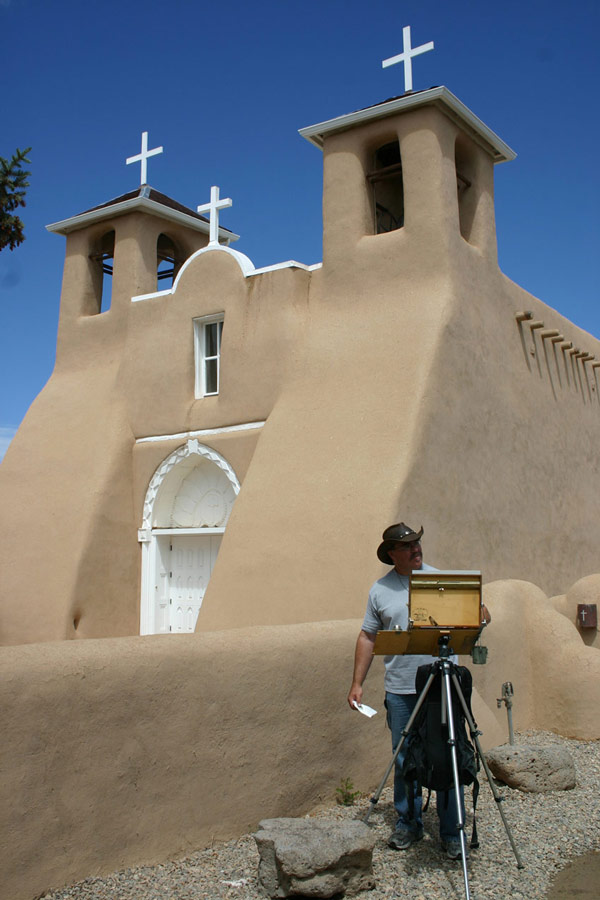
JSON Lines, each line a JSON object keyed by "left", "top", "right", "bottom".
{"left": 299, "top": 87, "right": 516, "bottom": 270}
{"left": 46, "top": 186, "right": 240, "bottom": 367}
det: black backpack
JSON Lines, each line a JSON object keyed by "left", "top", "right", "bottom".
{"left": 401, "top": 663, "right": 480, "bottom": 843}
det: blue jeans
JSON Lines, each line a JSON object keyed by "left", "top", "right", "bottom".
{"left": 385, "top": 691, "right": 464, "bottom": 841}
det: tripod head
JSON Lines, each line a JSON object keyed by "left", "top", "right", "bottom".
{"left": 437, "top": 633, "right": 454, "bottom": 659}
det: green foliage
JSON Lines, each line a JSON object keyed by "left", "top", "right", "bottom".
{"left": 1, "top": 147, "right": 32, "bottom": 253}
{"left": 335, "top": 777, "right": 361, "bottom": 806}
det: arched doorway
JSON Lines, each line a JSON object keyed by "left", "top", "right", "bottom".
{"left": 138, "top": 440, "right": 239, "bottom": 634}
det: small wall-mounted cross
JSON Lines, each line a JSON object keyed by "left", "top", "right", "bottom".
{"left": 126, "top": 131, "right": 163, "bottom": 185}
{"left": 382, "top": 25, "right": 434, "bottom": 93}
{"left": 197, "top": 185, "right": 233, "bottom": 245}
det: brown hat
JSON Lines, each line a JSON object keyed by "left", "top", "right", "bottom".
{"left": 377, "top": 522, "right": 424, "bottom": 565}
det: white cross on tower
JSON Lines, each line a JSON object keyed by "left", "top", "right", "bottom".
{"left": 126, "top": 131, "right": 164, "bottom": 185}
{"left": 382, "top": 25, "right": 434, "bottom": 93}
{"left": 197, "top": 185, "right": 233, "bottom": 245}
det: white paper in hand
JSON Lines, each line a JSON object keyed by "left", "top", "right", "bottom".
{"left": 352, "top": 701, "right": 377, "bottom": 718}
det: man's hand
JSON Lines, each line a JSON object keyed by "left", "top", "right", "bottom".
{"left": 347, "top": 683, "right": 363, "bottom": 710}
{"left": 347, "top": 630, "right": 376, "bottom": 710}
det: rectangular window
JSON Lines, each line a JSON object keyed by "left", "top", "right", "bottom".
{"left": 194, "top": 314, "right": 224, "bottom": 397}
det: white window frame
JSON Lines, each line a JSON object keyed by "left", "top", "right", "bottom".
{"left": 194, "top": 313, "right": 224, "bottom": 397}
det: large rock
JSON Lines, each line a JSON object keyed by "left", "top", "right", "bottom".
{"left": 254, "top": 817, "right": 376, "bottom": 898}
{"left": 485, "top": 744, "right": 576, "bottom": 792}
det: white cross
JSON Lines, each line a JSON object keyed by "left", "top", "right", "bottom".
{"left": 126, "top": 131, "right": 163, "bottom": 185}
{"left": 382, "top": 25, "right": 434, "bottom": 93}
{"left": 197, "top": 185, "right": 233, "bottom": 245}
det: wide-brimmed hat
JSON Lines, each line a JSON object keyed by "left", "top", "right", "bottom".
{"left": 377, "top": 522, "right": 424, "bottom": 565}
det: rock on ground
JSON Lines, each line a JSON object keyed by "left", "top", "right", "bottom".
{"left": 485, "top": 743, "right": 576, "bottom": 792}
{"left": 254, "top": 818, "right": 376, "bottom": 898}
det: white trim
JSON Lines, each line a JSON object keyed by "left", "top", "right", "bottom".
{"left": 194, "top": 313, "right": 224, "bottom": 397}
{"left": 298, "top": 86, "right": 516, "bottom": 163}
{"left": 136, "top": 420, "right": 266, "bottom": 444}
{"left": 140, "top": 438, "right": 240, "bottom": 532}
{"left": 139, "top": 539, "right": 155, "bottom": 634}
{"left": 131, "top": 257, "right": 321, "bottom": 301}
{"left": 248, "top": 260, "right": 322, "bottom": 276}
{"left": 132, "top": 288, "right": 172, "bottom": 303}
{"left": 174, "top": 243, "right": 255, "bottom": 280}
{"left": 46, "top": 195, "right": 240, "bottom": 241}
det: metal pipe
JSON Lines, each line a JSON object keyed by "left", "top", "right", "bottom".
{"left": 497, "top": 682, "right": 515, "bottom": 744}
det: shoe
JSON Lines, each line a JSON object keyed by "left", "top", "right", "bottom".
{"left": 388, "top": 827, "right": 423, "bottom": 850}
{"left": 441, "top": 839, "right": 466, "bottom": 860}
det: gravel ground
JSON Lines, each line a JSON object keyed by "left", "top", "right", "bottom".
{"left": 40, "top": 732, "right": 600, "bottom": 900}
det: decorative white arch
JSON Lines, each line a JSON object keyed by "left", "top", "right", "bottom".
{"left": 138, "top": 439, "right": 240, "bottom": 635}
{"left": 139, "top": 439, "right": 240, "bottom": 536}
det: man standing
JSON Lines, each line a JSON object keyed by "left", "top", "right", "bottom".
{"left": 347, "top": 522, "right": 467, "bottom": 859}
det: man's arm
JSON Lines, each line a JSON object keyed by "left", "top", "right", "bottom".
{"left": 347, "top": 630, "right": 377, "bottom": 709}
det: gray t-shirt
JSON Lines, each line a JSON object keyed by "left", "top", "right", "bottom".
{"left": 362, "top": 564, "right": 454, "bottom": 694}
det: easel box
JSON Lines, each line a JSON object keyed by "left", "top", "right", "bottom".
{"left": 409, "top": 570, "right": 482, "bottom": 628}
{"left": 373, "top": 628, "right": 481, "bottom": 656}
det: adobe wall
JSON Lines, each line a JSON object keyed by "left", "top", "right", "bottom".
{"left": 1, "top": 579, "right": 598, "bottom": 900}
{"left": 0, "top": 242, "right": 311, "bottom": 645}
{"left": 400, "top": 245, "right": 600, "bottom": 596}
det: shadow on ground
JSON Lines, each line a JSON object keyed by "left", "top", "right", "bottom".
{"left": 546, "top": 851, "right": 600, "bottom": 898}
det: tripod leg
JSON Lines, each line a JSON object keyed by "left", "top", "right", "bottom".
{"left": 450, "top": 671, "right": 525, "bottom": 870}
{"left": 361, "top": 670, "right": 437, "bottom": 824}
{"left": 441, "top": 662, "right": 471, "bottom": 900}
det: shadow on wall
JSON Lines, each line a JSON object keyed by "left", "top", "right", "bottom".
{"left": 0, "top": 576, "right": 598, "bottom": 900}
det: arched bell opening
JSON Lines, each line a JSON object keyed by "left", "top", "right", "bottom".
{"left": 455, "top": 136, "right": 478, "bottom": 245}
{"left": 367, "top": 140, "right": 404, "bottom": 234}
{"left": 156, "top": 232, "right": 183, "bottom": 290}
{"left": 88, "top": 229, "right": 115, "bottom": 313}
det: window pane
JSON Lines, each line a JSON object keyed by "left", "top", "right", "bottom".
{"left": 205, "top": 322, "right": 218, "bottom": 357}
{"left": 205, "top": 358, "right": 218, "bottom": 394}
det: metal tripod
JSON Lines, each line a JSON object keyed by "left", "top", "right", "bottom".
{"left": 361, "top": 637, "right": 524, "bottom": 900}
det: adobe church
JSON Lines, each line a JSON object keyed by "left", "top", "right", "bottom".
{"left": 2, "top": 64, "right": 600, "bottom": 899}
{"left": 1, "top": 84, "right": 599, "bottom": 645}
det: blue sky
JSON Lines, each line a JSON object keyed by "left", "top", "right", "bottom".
{"left": 1, "top": 0, "right": 599, "bottom": 460}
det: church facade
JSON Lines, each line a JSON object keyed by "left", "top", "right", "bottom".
{"left": 1, "top": 86, "right": 599, "bottom": 645}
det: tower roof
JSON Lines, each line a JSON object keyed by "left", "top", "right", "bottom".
{"left": 299, "top": 86, "right": 516, "bottom": 163}
{"left": 46, "top": 185, "right": 240, "bottom": 242}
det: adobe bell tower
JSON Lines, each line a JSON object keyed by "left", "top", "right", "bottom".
{"left": 299, "top": 87, "right": 516, "bottom": 271}
{"left": 46, "top": 131, "right": 239, "bottom": 369}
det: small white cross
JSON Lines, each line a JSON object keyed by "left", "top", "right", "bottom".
{"left": 126, "top": 131, "right": 163, "bottom": 185}
{"left": 382, "top": 25, "right": 434, "bottom": 93}
{"left": 197, "top": 185, "right": 233, "bottom": 245}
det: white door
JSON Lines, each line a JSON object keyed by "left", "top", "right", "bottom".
{"left": 167, "top": 534, "right": 222, "bottom": 633}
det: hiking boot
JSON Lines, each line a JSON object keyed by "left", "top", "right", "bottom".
{"left": 388, "top": 827, "right": 423, "bottom": 850}
{"left": 442, "top": 839, "right": 466, "bottom": 860}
